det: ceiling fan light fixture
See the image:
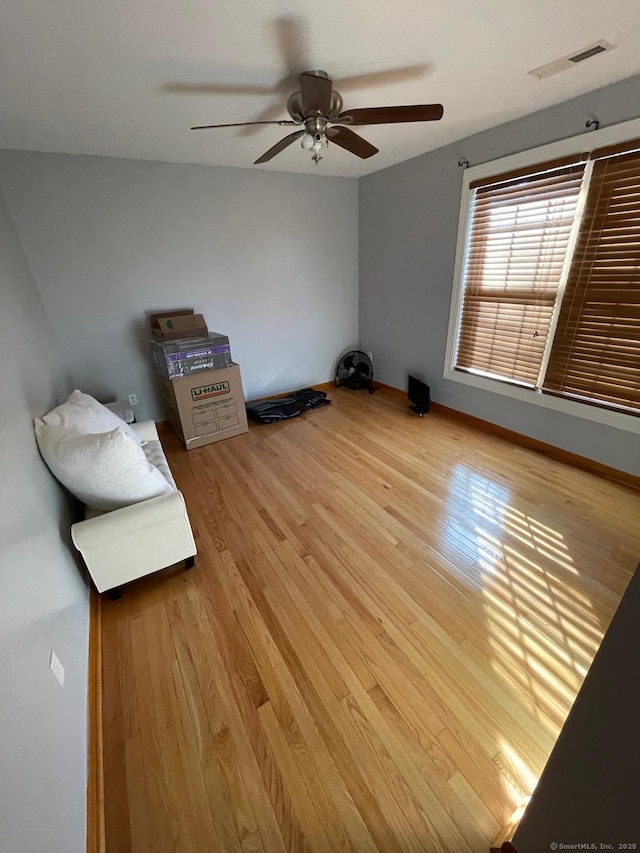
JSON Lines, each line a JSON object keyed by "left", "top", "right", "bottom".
{"left": 302, "top": 131, "right": 329, "bottom": 161}
{"left": 301, "top": 132, "right": 315, "bottom": 150}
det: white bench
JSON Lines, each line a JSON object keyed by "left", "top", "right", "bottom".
{"left": 71, "top": 420, "right": 196, "bottom": 593}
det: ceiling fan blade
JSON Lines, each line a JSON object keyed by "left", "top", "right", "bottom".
{"left": 191, "top": 120, "right": 299, "bottom": 130}
{"left": 164, "top": 82, "right": 276, "bottom": 95}
{"left": 254, "top": 130, "right": 305, "bottom": 164}
{"left": 326, "top": 126, "right": 378, "bottom": 159}
{"left": 274, "top": 15, "right": 310, "bottom": 76}
{"left": 300, "top": 71, "right": 332, "bottom": 116}
{"left": 336, "top": 104, "right": 444, "bottom": 125}
{"left": 336, "top": 64, "right": 429, "bottom": 91}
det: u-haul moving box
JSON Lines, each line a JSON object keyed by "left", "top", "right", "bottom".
{"left": 157, "top": 363, "right": 248, "bottom": 450}
{"left": 149, "top": 309, "right": 208, "bottom": 340}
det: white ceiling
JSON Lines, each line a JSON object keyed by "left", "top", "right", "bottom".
{"left": 1, "top": 0, "right": 640, "bottom": 178}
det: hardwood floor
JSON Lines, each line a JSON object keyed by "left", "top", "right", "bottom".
{"left": 101, "top": 389, "right": 640, "bottom": 853}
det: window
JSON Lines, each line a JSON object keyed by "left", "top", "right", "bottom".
{"left": 457, "top": 159, "right": 585, "bottom": 388}
{"left": 449, "top": 129, "right": 640, "bottom": 425}
{"left": 544, "top": 145, "right": 640, "bottom": 413}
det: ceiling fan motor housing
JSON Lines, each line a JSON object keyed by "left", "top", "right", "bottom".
{"left": 286, "top": 89, "right": 343, "bottom": 122}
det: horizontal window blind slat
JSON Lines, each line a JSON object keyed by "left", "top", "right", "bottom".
{"left": 463, "top": 276, "right": 566, "bottom": 285}
{"left": 472, "top": 194, "right": 583, "bottom": 213}
{"left": 469, "top": 157, "right": 584, "bottom": 189}
{"left": 591, "top": 136, "right": 640, "bottom": 160}
{"left": 461, "top": 312, "right": 557, "bottom": 322}
{"left": 542, "top": 388, "right": 640, "bottom": 417}
{"left": 459, "top": 327, "right": 551, "bottom": 338}
{"left": 545, "top": 363, "right": 640, "bottom": 381}
{"left": 456, "top": 364, "right": 541, "bottom": 384}
{"left": 457, "top": 362, "right": 546, "bottom": 377}
{"left": 551, "top": 342, "right": 640, "bottom": 357}
{"left": 547, "top": 373, "right": 640, "bottom": 388}
{"left": 475, "top": 181, "right": 585, "bottom": 195}
{"left": 465, "top": 242, "right": 574, "bottom": 253}
{"left": 455, "top": 366, "right": 539, "bottom": 390}
{"left": 472, "top": 202, "right": 581, "bottom": 217}
{"left": 545, "top": 376, "right": 640, "bottom": 391}
{"left": 558, "top": 314, "right": 640, "bottom": 326}
{"left": 466, "top": 223, "right": 575, "bottom": 240}
{"left": 456, "top": 342, "right": 546, "bottom": 356}
{"left": 548, "top": 373, "right": 640, "bottom": 391}
{"left": 457, "top": 350, "right": 546, "bottom": 361}
{"left": 545, "top": 390, "right": 640, "bottom": 411}
{"left": 474, "top": 177, "right": 586, "bottom": 195}
{"left": 463, "top": 275, "right": 566, "bottom": 286}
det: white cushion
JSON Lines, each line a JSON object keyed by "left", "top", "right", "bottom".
{"left": 142, "top": 440, "right": 177, "bottom": 491}
{"left": 40, "top": 390, "right": 142, "bottom": 444}
{"left": 34, "top": 423, "right": 173, "bottom": 511}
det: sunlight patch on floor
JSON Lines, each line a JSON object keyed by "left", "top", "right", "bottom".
{"left": 445, "top": 463, "right": 603, "bottom": 797}
{"left": 497, "top": 738, "right": 538, "bottom": 793}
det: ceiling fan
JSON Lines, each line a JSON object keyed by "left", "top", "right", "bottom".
{"left": 191, "top": 70, "right": 443, "bottom": 166}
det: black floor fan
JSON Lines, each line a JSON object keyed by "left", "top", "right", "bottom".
{"left": 335, "top": 350, "right": 376, "bottom": 393}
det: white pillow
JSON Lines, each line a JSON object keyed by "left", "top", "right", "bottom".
{"left": 34, "top": 423, "right": 173, "bottom": 511}
{"left": 40, "top": 390, "right": 142, "bottom": 445}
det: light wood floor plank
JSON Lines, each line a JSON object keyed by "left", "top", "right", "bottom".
{"left": 101, "top": 388, "right": 640, "bottom": 852}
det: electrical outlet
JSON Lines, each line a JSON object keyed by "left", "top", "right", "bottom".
{"left": 128, "top": 394, "right": 138, "bottom": 406}
{"left": 49, "top": 649, "right": 65, "bottom": 687}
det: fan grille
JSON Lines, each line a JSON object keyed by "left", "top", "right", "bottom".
{"left": 335, "top": 350, "right": 374, "bottom": 391}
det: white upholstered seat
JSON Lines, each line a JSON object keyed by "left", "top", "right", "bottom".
{"left": 71, "top": 421, "right": 196, "bottom": 592}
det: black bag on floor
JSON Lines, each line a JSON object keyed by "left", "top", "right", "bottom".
{"left": 291, "top": 388, "right": 331, "bottom": 411}
{"left": 246, "top": 388, "right": 331, "bottom": 424}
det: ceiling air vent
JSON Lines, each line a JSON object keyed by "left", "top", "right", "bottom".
{"left": 530, "top": 40, "right": 615, "bottom": 80}
{"left": 568, "top": 44, "right": 608, "bottom": 63}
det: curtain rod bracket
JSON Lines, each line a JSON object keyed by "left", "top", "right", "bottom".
{"left": 585, "top": 119, "right": 600, "bottom": 131}
{"left": 458, "top": 158, "right": 470, "bottom": 168}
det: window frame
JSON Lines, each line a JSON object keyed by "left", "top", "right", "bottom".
{"left": 444, "top": 116, "right": 640, "bottom": 436}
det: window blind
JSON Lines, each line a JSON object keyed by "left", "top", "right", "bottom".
{"left": 455, "top": 162, "right": 586, "bottom": 386}
{"left": 543, "top": 147, "right": 640, "bottom": 414}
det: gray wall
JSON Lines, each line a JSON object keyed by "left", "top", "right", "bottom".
{"left": 0, "top": 152, "right": 359, "bottom": 422}
{"left": 359, "top": 73, "right": 640, "bottom": 475}
{"left": 0, "top": 191, "right": 89, "bottom": 852}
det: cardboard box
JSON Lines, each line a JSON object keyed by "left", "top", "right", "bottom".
{"left": 149, "top": 309, "right": 208, "bottom": 340}
{"left": 158, "top": 364, "right": 248, "bottom": 450}
{"left": 150, "top": 333, "right": 232, "bottom": 379}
